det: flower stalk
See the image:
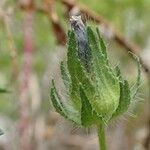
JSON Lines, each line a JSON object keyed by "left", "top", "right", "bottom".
{"left": 97, "top": 123, "right": 107, "bottom": 150}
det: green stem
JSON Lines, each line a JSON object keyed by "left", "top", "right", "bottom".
{"left": 97, "top": 123, "right": 107, "bottom": 150}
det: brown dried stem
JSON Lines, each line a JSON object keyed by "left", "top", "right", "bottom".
{"left": 43, "top": 0, "right": 66, "bottom": 45}
{"left": 19, "top": 0, "right": 66, "bottom": 45}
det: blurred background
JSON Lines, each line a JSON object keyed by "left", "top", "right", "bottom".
{"left": 0, "top": 0, "right": 149, "bottom": 150}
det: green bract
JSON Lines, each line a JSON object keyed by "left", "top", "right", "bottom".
{"left": 50, "top": 26, "right": 141, "bottom": 127}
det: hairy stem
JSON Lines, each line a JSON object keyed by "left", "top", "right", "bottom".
{"left": 97, "top": 123, "right": 107, "bottom": 150}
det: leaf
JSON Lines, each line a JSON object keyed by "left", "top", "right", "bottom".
{"left": 70, "top": 16, "right": 91, "bottom": 70}
{"left": 96, "top": 27, "right": 108, "bottom": 64}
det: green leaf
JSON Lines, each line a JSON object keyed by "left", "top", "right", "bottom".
{"left": 0, "top": 88, "right": 9, "bottom": 93}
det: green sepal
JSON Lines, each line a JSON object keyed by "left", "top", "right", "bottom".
{"left": 130, "top": 54, "right": 141, "bottom": 101}
{"left": 86, "top": 27, "right": 120, "bottom": 119}
{"left": 80, "top": 86, "right": 95, "bottom": 127}
{"left": 60, "top": 61, "right": 71, "bottom": 91}
{"left": 67, "top": 30, "right": 95, "bottom": 108}
{"left": 67, "top": 30, "right": 82, "bottom": 108}
{"left": 51, "top": 80, "right": 81, "bottom": 124}
{"left": 113, "top": 80, "right": 130, "bottom": 117}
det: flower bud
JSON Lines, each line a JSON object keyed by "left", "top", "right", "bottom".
{"left": 50, "top": 17, "right": 141, "bottom": 126}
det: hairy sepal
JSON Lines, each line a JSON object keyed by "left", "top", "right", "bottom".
{"left": 96, "top": 27, "right": 108, "bottom": 64}
{"left": 50, "top": 80, "right": 81, "bottom": 124}
{"left": 60, "top": 61, "right": 71, "bottom": 93}
{"left": 80, "top": 86, "right": 99, "bottom": 127}
{"left": 130, "top": 54, "right": 141, "bottom": 101}
{"left": 86, "top": 27, "right": 120, "bottom": 120}
{"left": 67, "top": 30, "right": 95, "bottom": 109}
{"left": 112, "top": 67, "right": 131, "bottom": 117}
